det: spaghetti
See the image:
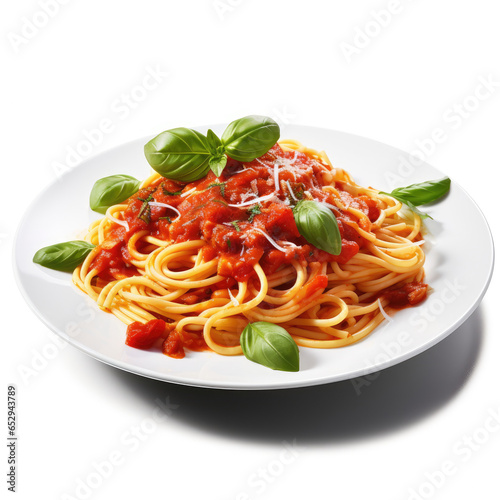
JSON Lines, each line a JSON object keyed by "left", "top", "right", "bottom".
{"left": 72, "top": 140, "right": 427, "bottom": 359}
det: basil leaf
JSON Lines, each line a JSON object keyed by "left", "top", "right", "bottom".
{"left": 293, "top": 200, "right": 341, "bottom": 255}
{"left": 221, "top": 115, "right": 280, "bottom": 162}
{"left": 33, "top": 241, "right": 95, "bottom": 272}
{"left": 383, "top": 177, "right": 451, "bottom": 206}
{"left": 240, "top": 321, "right": 299, "bottom": 372}
{"left": 400, "top": 199, "right": 432, "bottom": 220}
{"left": 89, "top": 174, "right": 141, "bottom": 214}
{"left": 206, "top": 129, "right": 223, "bottom": 155}
{"left": 144, "top": 127, "right": 211, "bottom": 182}
{"left": 209, "top": 155, "right": 227, "bottom": 177}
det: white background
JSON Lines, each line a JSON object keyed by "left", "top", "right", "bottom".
{"left": 2, "top": 1, "right": 499, "bottom": 499}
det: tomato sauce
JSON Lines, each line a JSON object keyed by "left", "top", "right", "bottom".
{"left": 125, "top": 319, "right": 167, "bottom": 349}
{"left": 91, "top": 144, "right": 427, "bottom": 357}
{"left": 162, "top": 329, "right": 208, "bottom": 358}
{"left": 90, "top": 144, "right": 381, "bottom": 284}
{"left": 382, "top": 282, "right": 428, "bottom": 308}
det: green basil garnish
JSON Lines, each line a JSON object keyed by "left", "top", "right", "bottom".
{"left": 162, "top": 187, "right": 183, "bottom": 196}
{"left": 240, "top": 321, "right": 299, "bottom": 372}
{"left": 207, "top": 182, "right": 226, "bottom": 197}
{"left": 382, "top": 177, "right": 451, "bottom": 220}
{"left": 221, "top": 115, "right": 280, "bottom": 162}
{"left": 212, "top": 199, "right": 228, "bottom": 206}
{"left": 208, "top": 155, "right": 227, "bottom": 177}
{"left": 33, "top": 241, "right": 95, "bottom": 272}
{"left": 206, "top": 128, "right": 223, "bottom": 154}
{"left": 205, "top": 129, "right": 228, "bottom": 176}
{"left": 144, "top": 116, "right": 280, "bottom": 182}
{"left": 247, "top": 204, "right": 261, "bottom": 222}
{"left": 293, "top": 200, "right": 341, "bottom": 255}
{"left": 137, "top": 193, "right": 154, "bottom": 224}
{"left": 144, "top": 127, "right": 212, "bottom": 182}
{"left": 89, "top": 174, "right": 141, "bottom": 214}
{"left": 385, "top": 177, "right": 451, "bottom": 205}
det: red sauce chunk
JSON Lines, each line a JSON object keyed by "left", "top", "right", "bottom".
{"left": 162, "top": 330, "right": 185, "bottom": 359}
{"left": 383, "top": 282, "right": 428, "bottom": 308}
{"left": 125, "top": 319, "right": 166, "bottom": 349}
{"left": 162, "top": 330, "right": 208, "bottom": 359}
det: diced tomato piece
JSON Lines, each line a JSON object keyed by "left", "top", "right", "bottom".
{"left": 162, "top": 330, "right": 185, "bottom": 359}
{"left": 384, "top": 283, "right": 428, "bottom": 308}
{"left": 407, "top": 283, "right": 428, "bottom": 305}
{"left": 125, "top": 319, "right": 166, "bottom": 349}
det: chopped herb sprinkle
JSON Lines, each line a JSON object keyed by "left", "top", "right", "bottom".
{"left": 212, "top": 199, "right": 228, "bottom": 206}
{"left": 247, "top": 204, "right": 261, "bottom": 223}
{"left": 207, "top": 182, "right": 226, "bottom": 197}
{"left": 162, "top": 188, "right": 183, "bottom": 196}
{"left": 137, "top": 193, "right": 154, "bottom": 224}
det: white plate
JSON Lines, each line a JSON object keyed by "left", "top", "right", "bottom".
{"left": 14, "top": 125, "right": 494, "bottom": 390}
